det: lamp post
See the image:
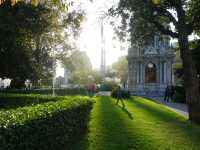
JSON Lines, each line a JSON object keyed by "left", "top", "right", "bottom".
{"left": 52, "top": 32, "right": 56, "bottom": 96}
{"left": 52, "top": 60, "right": 56, "bottom": 96}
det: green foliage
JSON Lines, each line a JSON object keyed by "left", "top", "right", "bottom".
{"left": 100, "top": 81, "right": 118, "bottom": 91}
{"left": 62, "top": 49, "right": 92, "bottom": 72}
{"left": 111, "top": 0, "right": 199, "bottom": 45}
{"left": 0, "top": 94, "right": 62, "bottom": 109}
{"left": 188, "top": 0, "right": 200, "bottom": 34}
{"left": 111, "top": 87, "right": 130, "bottom": 99}
{"left": 0, "top": 1, "right": 54, "bottom": 85}
{"left": 174, "top": 40, "right": 200, "bottom": 86}
{"left": 0, "top": 1, "right": 84, "bottom": 88}
{"left": 61, "top": 50, "right": 93, "bottom": 85}
{"left": 0, "top": 88, "right": 87, "bottom": 96}
{"left": 111, "top": 56, "right": 128, "bottom": 84}
{"left": 0, "top": 95, "right": 94, "bottom": 150}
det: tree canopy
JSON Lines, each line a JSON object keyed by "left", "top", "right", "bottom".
{"left": 111, "top": 0, "right": 200, "bottom": 44}
{"left": 61, "top": 50, "right": 94, "bottom": 85}
{"left": 111, "top": 56, "right": 128, "bottom": 84}
{"left": 0, "top": 0, "right": 84, "bottom": 88}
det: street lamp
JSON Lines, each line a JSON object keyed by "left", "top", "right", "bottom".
{"left": 52, "top": 32, "right": 56, "bottom": 96}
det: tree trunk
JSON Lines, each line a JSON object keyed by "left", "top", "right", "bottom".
{"left": 175, "top": 3, "right": 200, "bottom": 124}
{"left": 188, "top": 104, "right": 200, "bottom": 124}
{"left": 178, "top": 33, "right": 200, "bottom": 124}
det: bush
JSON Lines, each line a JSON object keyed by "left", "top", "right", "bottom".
{"left": 0, "top": 96, "right": 94, "bottom": 150}
{"left": 173, "top": 86, "right": 186, "bottom": 103}
{"left": 0, "top": 88, "right": 87, "bottom": 96}
{"left": 100, "top": 82, "right": 118, "bottom": 91}
{"left": 0, "top": 94, "right": 62, "bottom": 110}
{"left": 111, "top": 87, "right": 131, "bottom": 99}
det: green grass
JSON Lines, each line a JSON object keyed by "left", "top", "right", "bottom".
{"left": 72, "top": 96, "right": 200, "bottom": 150}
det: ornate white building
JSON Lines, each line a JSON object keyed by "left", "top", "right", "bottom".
{"left": 127, "top": 35, "right": 175, "bottom": 96}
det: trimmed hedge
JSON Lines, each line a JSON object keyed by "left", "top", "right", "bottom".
{"left": 0, "top": 94, "right": 62, "bottom": 110}
{"left": 111, "top": 87, "right": 131, "bottom": 99}
{"left": 0, "top": 88, "right": 87, "bottom": 96}
{"left": 0, "top": 96, "right": 94, "bottom": 150}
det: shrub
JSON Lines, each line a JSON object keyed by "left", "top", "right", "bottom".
{"left": 0, "top": 94, "right": 62, "bottom": 110}
{"left": 173, "top": 86, "right": 186, "bottom": 103}
{"left": 100, "top": 82, "right": 118, "bottom": 91}
{"left": 0, "top": 88, "right": 87, "bottom": 96}
{"left": 0, "top": 96, "right": 94, "bottom": 150}
{"left": 111, "top": 87, "right": 131, "bottom": 99}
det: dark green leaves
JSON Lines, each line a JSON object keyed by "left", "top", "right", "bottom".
{"left": 0, "top": 95, "right": 94, "bottom": 150}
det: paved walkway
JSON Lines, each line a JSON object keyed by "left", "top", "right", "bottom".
{"left": 148, "top": 96, "right": 189, "bottom": 118}
{"left": 96, "top": 91, "right": 111, "bottom": 96}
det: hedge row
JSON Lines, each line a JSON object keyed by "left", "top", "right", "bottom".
{"left": 0, "top": 88, "right": 87, "bottom": 96}
{"left": 0, "top": 96, "right": 94, "bottom": 150}
{"left": 0, "top": 94, "right": 62, "bottom": 110}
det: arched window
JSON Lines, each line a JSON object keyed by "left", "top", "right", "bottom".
{"left": 145, "top": 63, "right": 157, "bottom": 83}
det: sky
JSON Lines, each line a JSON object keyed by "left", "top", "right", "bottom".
{"left": 56, "top": 0, "right": 128, "bottom": 77}
{"left": 77, "top": 0, "right": 127, "bottom": 68}
{"left": 56, "top": 0, "right": 199, "bottom": 77}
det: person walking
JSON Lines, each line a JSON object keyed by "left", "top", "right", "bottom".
{"left": 116, "top": 86, "right": 125, "bottom": 108}
{"left": 164, "top": 85, "right": 170, "bottom": 102}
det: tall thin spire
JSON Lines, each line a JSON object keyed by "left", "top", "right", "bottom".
{"left": 100, "top": 20, "right": 106, "bottom": 77}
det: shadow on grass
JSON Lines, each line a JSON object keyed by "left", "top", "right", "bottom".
{"left": 73, "top": 96, "right": 200, "bottom": 150}
{"left": 143, "top": 96, "right": 188, "bottom": 113}
{"left": 130, "top": 96, "right": 177, "bottom": 121}
{"left": 73, "top": 96, "right": 156, "bottom": 150}
{"left": 116, "top": 104, "right": 133, "bottom": 120}
{"left": 128, "top": 97, "right": 200, "bottom": 145}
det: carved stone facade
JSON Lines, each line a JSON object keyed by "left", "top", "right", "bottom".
{"left": 127, "top": 35, "right": 175, "bottom": 96}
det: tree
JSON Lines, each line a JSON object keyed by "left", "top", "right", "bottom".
{"left": 0, "top": 0, "right": 62, "bottom": 6}
{"left": 62, "top": 50, "right": 92, "bottom": 72}
{"left": 112, "top": 0, "right": 200, "bottom": 123}
{"left": 0, "top": 0, "right": 84, "bottom": 88}
{"left": 61, "top": 50, "right": 93, "bottom": 85}
{"left": 111, "top": 56, "right": 128, "bottom": 85}
{"left": 174, "top": 40, "right": 200, "bottom": 87}
{"left": 0, "top": 1, "right": 54, "bottom": 88}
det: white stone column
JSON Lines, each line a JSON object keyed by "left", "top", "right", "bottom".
{"left": 133, "top": 61, "right": 137, "bottom": 84}
{"left": 170, "top": 61, "right": 173, "bottom": 85}
{"left": 172, "top": 62, "right": 175, "bottom": 84}
{"left": 139, "top": 62, "right": 142, "bottom": 84}
{"left": 164, "top": 62, "right": 167, "bottom": 84}
{"left": 136, "top": 62, "right": 139, "bottom": 84}
{"left": 159, "top": 62, "right": 162, "bottom": 84}
{"left": 142, "top": 63, "right": 145, "bottom": 84}
{"left": 127, "top": 62, "right": 131, "bottom": 88}
{"left": 156, "top": 62, "right": 159, "bottom": 83}
{"left": 166, "top": 62, "right": 171, "bottom": 85}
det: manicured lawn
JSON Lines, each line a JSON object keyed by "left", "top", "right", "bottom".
{"left": 72, "top": 96, "right": 200, "bottom": 150}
